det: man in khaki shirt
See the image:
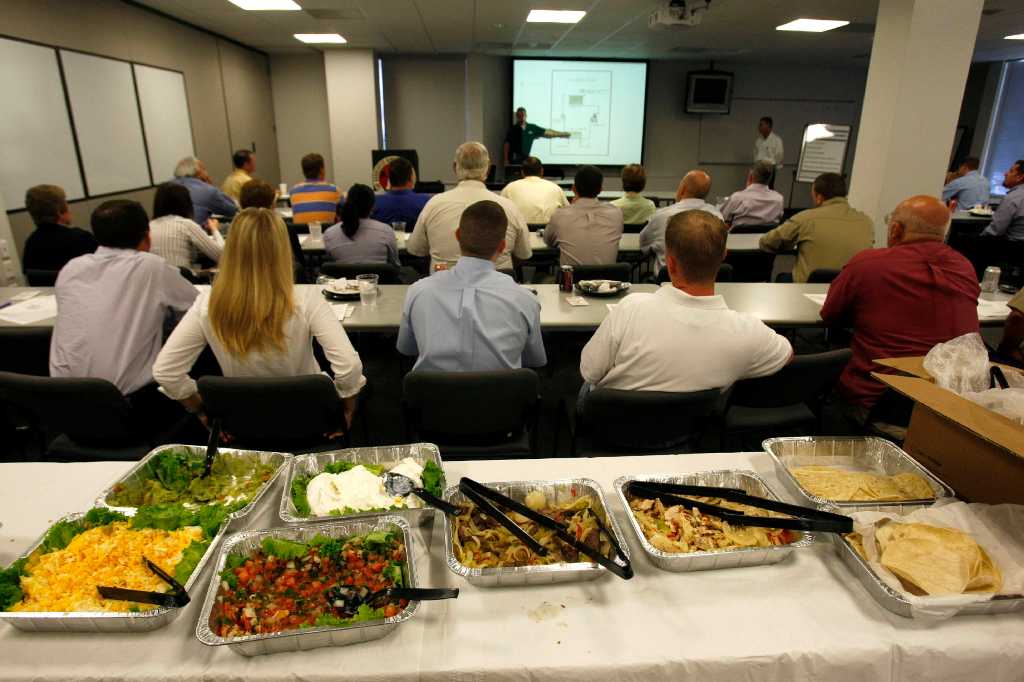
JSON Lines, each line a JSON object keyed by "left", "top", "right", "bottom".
{"left": 759, "top": 173, "right": 873, "bottom": 282}
{"left": 221, "top": 149, "right": 255, "bottom": 201}
{"left": 543, "top": 165, "right": 624, "bottom": 267}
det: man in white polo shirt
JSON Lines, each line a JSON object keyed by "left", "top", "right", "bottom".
{"left": 500, "top": 156, "right": 567, "bottom": 224}
{"left": 581, "top": 209, "right": 792, "bottom": 394}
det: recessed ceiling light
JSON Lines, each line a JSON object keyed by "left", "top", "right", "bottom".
{"left": 1006, "top": 34, "right": 1024, "bottom": 40}
{"left": 294, "top": 33, "right": 348, "bottom": 44}
{"left": 228, "top": 0, "right": 301, "bottom": 10}
{"left": 776, "top": 18, "right": 850, "bottom": 33}
{"left": 527, "top": 9, "right": 586, "bottom": 24}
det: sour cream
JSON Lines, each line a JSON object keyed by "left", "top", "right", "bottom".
{"left": 305, "top": 459, "right": 426, "bottom": 516}
{"left": 389, "top": 457, "right": 424, "bottom": 488}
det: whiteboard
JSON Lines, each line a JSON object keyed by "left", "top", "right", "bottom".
{"left": 60, "top": 50, "right": 151, "bottom": 195}
{"left": 133, "top": 64, "right": 195, "bottom": 184}
{"left": 0, "top": 38, "right": 84, "bottom": 211}
{"left": 796, "top": 124, "right": 852, "bottom": 183}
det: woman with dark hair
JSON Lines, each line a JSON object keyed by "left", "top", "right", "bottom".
{"left": 149, "top": 182, "right": 225, "bottom": 268}
{"left": 322, "top": 183, "right": 399, "bottom": 266}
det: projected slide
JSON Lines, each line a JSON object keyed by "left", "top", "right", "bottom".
{"left": 513, "top": 59, "right": 647, "bottom": 166}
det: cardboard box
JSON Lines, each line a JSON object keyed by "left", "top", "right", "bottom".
{"left": 872, "top": 357, "right": 1024, "bottom": 505}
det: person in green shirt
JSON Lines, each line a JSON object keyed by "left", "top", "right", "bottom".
{"left": 611, "top": 164, "right": 657, "bottom": 225}
{"left": 503, "top": 107, "right": 571, "bottom": 165}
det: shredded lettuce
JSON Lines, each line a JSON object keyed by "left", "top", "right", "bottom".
{"left": 308, "top": 535, "right": 345, "bottom": 559}
{"left": 421, "top": 461, "right": 444, "bottom": 498}
{"left": 383, "top": 561, "right": 404, "bottom": 587}
{"left": 131, "top": 501, "right": 239, "bottom": 538}
{"left": 290, "top": 476, "right": 313, "bottom": 516}
{"left": 363, "top": 531, "right": 395, "bottom": 553}
{"left": 261, "top": 537, "right": 308, "bottom": 560}
{"left": 0, "top": 558, "right": 27, "bottom": 611}
{"left": 312, "top": 603, "right": 385, "bottom": 628}
{"left": 174, "top": 540, "right": 210, "bottom": 584}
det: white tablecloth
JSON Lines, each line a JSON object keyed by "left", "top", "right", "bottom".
{"left": 1, "top": 453, "right": 1023, "bottom": 681}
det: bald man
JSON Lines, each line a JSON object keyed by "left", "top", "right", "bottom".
{"left": 821, "top": 195, "right": 980, "bottom": 419}
{"left": 639, "top": 170, "right": 722, "bottom": 271}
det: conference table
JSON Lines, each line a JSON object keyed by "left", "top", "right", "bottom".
{"left": 2, "top": 452, "right": 1023, "bottom": 681}
{"left": 2, "top": 284, "right": 1011, "bottom": 333}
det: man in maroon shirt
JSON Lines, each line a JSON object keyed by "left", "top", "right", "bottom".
{"left": 821, "top": 195, "right": 980, "bottom": 421}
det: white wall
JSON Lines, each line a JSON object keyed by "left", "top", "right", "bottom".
{"left": 271, "top": 53, "right": 335, "bottom": 188}
{"left": 324, "top": 50, "right": 380, "bottom": 190}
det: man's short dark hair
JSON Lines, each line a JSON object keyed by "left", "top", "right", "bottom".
{"left": 665, "top": 210, "right": 727, "bottom": 283}
{"left": 574, "top": 165, "right": 603, "bottom": 199}
{"left": 388, "top": 157, "right": 414, "bottom": 187}
{"left": 301, "top": 153, "right": 324, "bottom": 180}
{"left": 24, "top": 185, "right": 67, "bottom": 225}
{"left": 239, "top": 179, "right": 276, "bottom": 209}
{"left": 152, "top": 182, "right": 194, "bottom": 221}
{"left": 515, "top": 107, "right": 526, "bottom": 114}
{"left": 751, "top": 160, "right": 774, "bottom": 185}
{"left": 91, "top": 200, "right": 149, "bottom": 249}
{"left": 759, "top": 116, "right": 773, "bottom": 128}
{"left": 812, "top": 173, "right": 847, "bottom": 200}
{"left": 232, "top": 149, "right": 253, "bottom": 169}
{"left": 521, "top": 157, "right": 543, "bottom": 177}
{"left": 1015, "top": 160, "right": 1024, "bottom": 175}
{"left": 620, "top": 164, "right": 646, "bottom": 193}
{"left": 961, "top": 156, "right": 980, "bottom": 171}
{"left": 458, "top": 200, "right": 507, "bottom": 259}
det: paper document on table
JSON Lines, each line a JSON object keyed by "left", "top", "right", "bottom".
{"left": 193, "top": 284, "right": 212, "bottom": 295}
{"left": 977, "top": 299, "right": 1010, "bottom": 320}
{"left": 332, "top": 304, "right": 353, "bottom": 321}
{"left": 606, "top": 303, "right": 618, "bottom": 311}
{"left": 0, "top": 294, "right": 57, "bottom": 325}
{"left": 803, "top": 293, "right": 828, "bottom": 306}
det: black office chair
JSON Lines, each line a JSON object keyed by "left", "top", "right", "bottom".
{"left": 724, "top": 251, "right": 776, "bottom": 282}
{"left": 730, "top": 224, "right": 777, "bottom": 234}
{"left": 807, "top": 269, "right": 841, "bottom": 284}
{"left": 402, "top": 370, "right": 540, "bottom": 460}
{"left": 198, "top": 375, "right": 351, "bottom": 454}
{"left": 568, "top": 387, "right": 722, "bottom": 456}
{"left": 414, "top": 180, "right": 445, "bottom": 194}
{"left": 0, "top": 327, "right": 52, "bottom": 376}
{"left": 319, "top": 262, "right": 401, "bottom": 284}
{"left": 544, "top": 164, "right": 566, "bottom": 180}
{"left": 622, "top": 222, "right": 648, "bottom": 234}
{"left": 24, "top": 269, "right": 60, "bottom": 287}
{"left": 496, "top": 268, "right": 519, "bottom": 282}
{"left": 572, "top": 263, "right": 633, "bottom": 283}
{"left": 654, "top": 263, "right": 733, "bottom": 283}
{"left": 527, "top": 223, "right": 547, "bottom": 232}
{"left": 177, "top": 267, "right": 203, "bottom": 285}
{"left": 721, "top": 349, "right": 852, "bottom": 448}
{"left": 0, "top": 372, "right": 153, "bottom": 461}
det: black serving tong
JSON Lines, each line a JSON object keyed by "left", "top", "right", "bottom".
{"left": 458, "top": 477, "right": 633, "bottom": 579}
{"left": 201, "top": 418, "right": 222, "bottom": 479}
{"left": 627, "top": 481, "right": 853, "bottom": 534}
{"left": 97, "top": 558, "right": 191, "bottom": 608}
{"left": 383, "top": 472, "right": 463, "bottom": 516}
{"left": 326, "top": 584, "right": 459, "bottom": 617}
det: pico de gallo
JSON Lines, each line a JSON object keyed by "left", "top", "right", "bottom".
{"left": 212, "top": 530, "right": 408, "bottom": 638}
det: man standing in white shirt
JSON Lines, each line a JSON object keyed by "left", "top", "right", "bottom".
{"left": 753, "top": 116, "right": 784, "bottom": 189}
{"left": 639, "top": 170, "right": 722, "bottom": 272}
{"left": 500, "top": 157, "right": 567, "bottom": 224}
{"left": 581, "top": 209, "right": 792, "bottom": 395}
{"left": 407, "top": 142, "right": 532, "bottom": 271}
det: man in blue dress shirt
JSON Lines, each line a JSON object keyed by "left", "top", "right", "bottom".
{"left": 983, "top": 159, "right": 1024, "bottom": 241}
{"left": 397, "top": 200, "right": 546, "bottom": 372}
{"left": 942, "top": 157, "right": 990, "bottom": 209}
{"left": 372, "top": 157, "right": 430, "bottom": 228}
{"left": 171, "top": 156, "right": 238, "bottom": 227}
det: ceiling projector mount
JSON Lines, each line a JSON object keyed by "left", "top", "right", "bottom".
{"left": 649, "top": 0, "right": 712, "bottom": 29}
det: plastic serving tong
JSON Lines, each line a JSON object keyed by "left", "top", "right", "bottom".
{"left": 97, "top": 557, "right": 191, "bottom": 608}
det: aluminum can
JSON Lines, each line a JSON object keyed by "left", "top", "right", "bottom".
{"left": 982, "top": 266, "right": 1001, "bottom": 293}
{"left": 560, "top": 265, "right": 574, "bottom": 292}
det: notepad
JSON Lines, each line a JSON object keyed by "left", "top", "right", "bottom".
{"left": 332, "top": 304, "right": 354, "bottom": 321}
{"left": 977, "top": 299, "right": 1010, "bottom": 320}
{"left": 0, "top": 294, "right": 57, "bottom": 325}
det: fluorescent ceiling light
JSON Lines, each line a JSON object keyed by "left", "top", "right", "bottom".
{"left": 228, "top": 0, "right": 301, "bottom": 9}
{"left": 1005, "top": 34, "right": 1024, "bottom": 40}
{"left": 527, "top": 9, "right": 586, "bottom": 24}
{"left": 776, "top": 18, "right": 850, "bottom": 33}
{"left": 294, "top": 33, "right": 348, "bottom": 44}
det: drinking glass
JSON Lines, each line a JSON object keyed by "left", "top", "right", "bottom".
{"left": 309, "top": 221, "right": 323, "bottom": 242}
{"left": 357, "top": 273, "right": 379, "bottom": 306}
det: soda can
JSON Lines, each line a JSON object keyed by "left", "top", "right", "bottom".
{"left": 560, "top": 265, "right": 574, "bottom": 292}
{"left": 981, "top": 266, "right": 1001, "bottom": 293}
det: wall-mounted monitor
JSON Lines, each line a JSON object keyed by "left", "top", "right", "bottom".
{"left": 685, "top": 70, "right": 734, "bottom": 114}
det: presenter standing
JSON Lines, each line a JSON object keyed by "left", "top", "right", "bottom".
{"left": 753, "top": 116, "right": 784, "bottom": 189}
{"left": 504, "top": 107, "right": 572, "bottom": 166}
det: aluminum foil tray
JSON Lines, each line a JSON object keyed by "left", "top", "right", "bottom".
{"left": 443, "top": 478, "right": 630, "bottom": 587}
{"left": 614, "top": 470, "right": 813, "bottom": 573}
{"left": 0, "top": 510, "right": 225, "bottom": 632}
{"left": 279, "top": 443, "right": 444, "bottom": 524}
{"left": 763, "top": 437, "right": 954, "bottom": 513}
{"left": 97, "top": 444, "right": 291, "bottom": 531}
{"left": 832, "top": 532, "right": 1024, "bottom": 618}
{"left": 195, "top": 515, "right": 418, "bottom": 656}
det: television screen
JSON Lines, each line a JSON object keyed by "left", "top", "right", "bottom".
{"left": 686, "top": 71, "right": 733, "bottom": 114}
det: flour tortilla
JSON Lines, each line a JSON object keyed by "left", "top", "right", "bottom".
{"left": 791, "top": 465, "right": 934, "bottom": 502}
{"left": 875, "top": 522, "right": 1002, "bottom": 596}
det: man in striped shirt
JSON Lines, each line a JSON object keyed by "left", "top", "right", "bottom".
{"left": 290, "top": 153, "right": 342, "bottom": 225}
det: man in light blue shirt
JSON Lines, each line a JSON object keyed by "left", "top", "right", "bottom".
{"left": 983, "top": 159, "right": 1024, "bottom": 241}
{"left": 639, "top": 170, "right": 723, "bottom": 271}
{"left": 171, "top": 156, "right": 238, "bottom": 227}
{"left": 397, "top": 200, "right": 546, "bottom": 372}
{"left": 942, "top": 157, "right": 990, "bottom": 209}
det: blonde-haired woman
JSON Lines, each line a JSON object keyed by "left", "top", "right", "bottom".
{"left": 153, "top": 208, "right": 365, "bottom": 425}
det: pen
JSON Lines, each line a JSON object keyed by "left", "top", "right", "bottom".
{"left": 0, "top": 301, "right": 12, "bottom": 311}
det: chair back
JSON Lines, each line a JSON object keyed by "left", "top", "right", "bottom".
{"left": 0, "top": 327, "right": 52, "bottom": 376}
{"left": 0, "top": 372, "right": 141, "bottom": 446}
{"left": 545, "top": 164, "right": 566, "bottom": 180}
{"left": 807, "top": 268, "right": 841, "bottom": 284}
{"left": 656, "top": 264, "right": 732, "bottom": 283}
{"left": 728, "top": 349, "right": 852, "bottom": 409}
{"left": 414, "top": 180, "right": 445, "bottom": 195}
{"left": 581, "top": 387, "right": 721, "bottom": 451}
{"left": 572, "top": 263, "right": 632, "bottom": 283}
{"left": 723, "top": 251, "right": 776, "bottom": 282}
{"left": 623, "top": 222, "right": 648, "bottom": 233}
{"left": 24, "top": 269, "right": 59, "bottom": 287}
{"left": 402, "top": 370, "right": 539, "bottom": 445}
{"left": 319, "top": 262, "right": 401, "bottom": 284}
{"left": 496, "top": 268, "right": 519, "bottom": 282}
{"left": 198, "top": 375, "right": 346, "bottom": 451}
{"left": 730, "top": 224, "right": 777, "bottom": 234}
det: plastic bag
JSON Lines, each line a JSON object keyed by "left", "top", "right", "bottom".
{"left": 962, "top": 387, "right": 1024, "bottom": 424}
{"left": 922, "top": 333, "right": 990, "bottom": 394}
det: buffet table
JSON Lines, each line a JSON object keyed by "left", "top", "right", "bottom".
{"left": 1, "top": 452, "right": 1023, "bottom": 681}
